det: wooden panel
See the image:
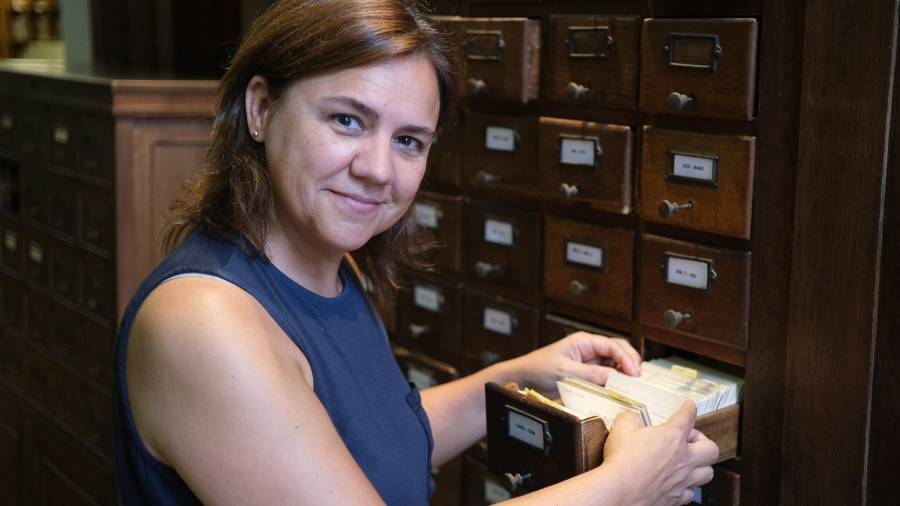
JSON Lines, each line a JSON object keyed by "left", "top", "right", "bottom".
{"left": 397, "top": 274, "right": 463, "bottom": 366}
{"left": 414, "top": 192, "right": 463, "bottom": 275}
{"left": 701, "top": 467, "right": 740, "bottom": 505}
{"left": 780, "top": 0, "right": 895, "bottom": 503}
{"left": 540, "top": 313, "right": 631, "bottom": 348}
{"left": 543, "top": 215, "right": 634, "bottom": 318}
{"left": 464, "top": 454, "right": 513, "bottom": 505}
{"left": 640, "top": 18, "right": 758, "bottom": 120}
{"left": 393, "top": 347, "right": 460, "bottom": 390}
{"left": 0, "top": 386, "right": 25, "bottom": 506}
{"left": 640, "top": 127, "right": 755, "bottom": 238}
{"left": 462, "top": 112, "right": 539, "bottom": 196}
{"left": 545, "top": 15, "right": 641, "bottom": 110}
{"left": 425, "top": 119, "right": 462, "bottom": 189}
{"left": 461, "top": 288, "right": 539, "bottom": 373}
{"left": 536, "top": 117, "right": 633, "bottom": 214}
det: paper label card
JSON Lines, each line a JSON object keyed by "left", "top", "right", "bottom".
{"left": 29, "top": 242, "right": 43, "bottom": 264}
{"left": 4, "top": 230, "right": 16, "bottom": 250}
{"left": 54, "top": 125, "right": 69, "bottom": 145}
{"left": 485, "top": 126, "right": 516, "bottom": 152}
{"left": 414, "top": 202, "right": 440, "bottom": 229}
{"left": 484, "top": 479, "right": 512, "bottom": 504}
{"left": 507, "top": 408, "right": 545, "bottom": 450}
{"left": 483, "top": 307, "right": 513, "bottom": 335}
{"left": 671, "top": 152, "right": 718, "bottom": 184}
{"left": 407, "top": 364, "right": 437, "bottom": 389}
{"left": 413, "top": 284, "right": 443, "bottom": 312}
{"left": 566, "top": 241, "right": 604, "bottom": 269}
{"left": 665, "top": 255, "right": 712, "bottom": 290}
{"left": 484, "top": 219, "right": 515, "bottom": 246}
{"left": 559, "top": 137, "right": 597, "bottom": 167}
{"left": 1, "top": 114, "right": 12, "bottom": 130}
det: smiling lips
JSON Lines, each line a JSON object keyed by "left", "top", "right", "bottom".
{"left": 329, "top": 189, "right": 386, "bottom": 214}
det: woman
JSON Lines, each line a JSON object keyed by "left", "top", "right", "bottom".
{"left": 114, "top": 0, "right": 718, "bottom": 504}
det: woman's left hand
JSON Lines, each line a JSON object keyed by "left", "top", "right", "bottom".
{"left": 509, "top": 331, "right": 642, "bottom": 394}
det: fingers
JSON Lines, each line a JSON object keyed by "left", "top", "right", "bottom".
{"left": 688, "top": 435, "right": 720, "bottom": 466}
{"left": 687, "top": 466, "right": 714, "bottom": 488}
{"left": 678, "top": 488, "right": 695, "bottom": 505}
{"left": 612, "top": 337, "right": 642, "bottom": 370}
{"left": 574, "top": 333, "right": 641, "bottom": 376}
{"left": 568, "top": 361, "right": 618, "bottom": 386}
{"left": 665, "top": 400, "right": 698, "bottom": 434}
{"left": 611, "top": 410, "right": 641, "bottom": 431}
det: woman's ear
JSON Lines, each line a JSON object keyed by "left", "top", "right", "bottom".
{"left": 245, "top": 75, "right": 272, "bottom": 142}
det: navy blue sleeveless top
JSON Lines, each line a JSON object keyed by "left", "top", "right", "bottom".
{"left": 113, "top": 230, "right": 435, "bottom": 505}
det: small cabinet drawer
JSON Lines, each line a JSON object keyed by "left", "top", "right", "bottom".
{"left": 462, "top": 112, "right": 539, "bottom": 195}
{"left": 546, "top": 15, "right": 641, "bottom": 109}
{"left": 0, "top": 330, "right": 26, "bottom": 389}
{"left": 1, "top": 217, "right": 22, "bottom": 272}
{"left": 425, "top": 120, "right": 461, "bottom": 189}
{"left": 464, "top": 454, "right": 515, "bottom": 505}
{"left": 0, "top": 99, "right": 16, "bottom": 150}
{"left": 77, "top": 114, "right": 114, "bottom": 181}
{"left": 48, "top": 302, "right": 80, "bottom": 361}
{"left": 640, "top": 127, "right": 756, "bottom": 239}
{"left": 462, "top": 289, "right": 539, "bottom": 373}
{"left": 393, "top": 346, "right": 460, "bottom": 390}
{"left": 543, "top": 216, "right": 634, "bottom": 319}
{"left": 20, "top": 164, "right": 47, "bottom": 224}
{"left": 82, "top": 252, "right": 115, "bottom": 321}
{"left": 0, "top": 274, "right": 24, "bottom": 333}
{"left": 81, "top": 316, "right": 114, "bottom": 382}
{"left": 48, "top": 173, "right": 78, "bottom": 237}
{"left": 80, "top": 183, "right": 115, "bottom": 253}
{"left": 397, "top": 275, "right": 462, "bottom": 364}
{"left": 49, "top": 237, "right": 80, "bottom": 303}
{"left": 537, "top": 117, "right": 633, "bottom": 213}
{"left": 638, "top": 234, "right": 750, "bottom": 356}
{"left": 438, "top": 16, "right": 541, "bottom": 103}
{"left": 414, "top": 192, "right": 463, "bottom": 275}
{"left": 47, "top": 109, "right": 77, "bottom": 169}
{"left": 464, "top": 201, "right": 541, "bottom": 301}
{"left": 640, "top": 18, "right": 758, "bottom": 120}
{"left": 540, "top": 312, "right": 631, "bottom": 348}
{"left": 26, "top": 290, "right": 50, "bottom": 346}
{"left": 24, "top": 229, "right": 49, "bottom": 286}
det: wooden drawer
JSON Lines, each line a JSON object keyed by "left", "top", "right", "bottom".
{"left": 393, "top": 347, "right": 460, "bottom": 390}
{"left": 23, "top": 230, "right": 48, "bottom": 287}
{"left": 0, "top": 157, "right": 16, "bottom": 213}
{"left": 48, "top": 303, "right": 79, "bottom": 363}
{"left": 414, "top": 192, "right": 463, "bottom": 275}
{"left": 1, "top": 217, "right": 22, "bottom": 273}
{"left": 464, "top": 202, "right": 541, "bottom": 301}
{"left": 16, "top": 103, "right": 42, "bottom": 161}
{"left": 638, "top": 234, "right": 750, "bottom": 354}
{"left": 699, "top": 467, "right": 740, "bottom": 506}
{"left": 540, "top": 312, "right": 631, "bottom": 348}
{"left": 80, "top": 183, "right": 114, "bottom": 253}
{"left": 425, "top": 120, "right": 461, "bottom": 188}
{"left": 464, "top": 454, "right": 514, "bottom": 505}
{"left": 26, "top": 290, "right": 49, "bottom": 347}
{"left": 23, "top": 349, "right": 51, "bottom": 412}
{"left": 0, "top": 274, "right": 24, "bottom": 334}
{"left": 543, "top": 216, "right": 634, "bottom": 319}
{"left": 431, "top": 455, "right": 463, "bottom": 506}
{"left": 20, "top": 164, "right": 46, "bottom": 224}
{"left": 0, "top": 330, "right": 26, "bottom": 389}
{"left": 462, "top": 112, "right": 539, "bottom": 195}
{"left": 76, "top": 114, "right": 114, "bottom": 182}
{"left": 546, "top": 15, "right": 641, "bottom": 109}
{"left": 49, "top": 237, "right": 80, "bottom": 304}
{"left": 438, "top": 17, "right": 540, "bottom": 103}
{"left": 640, "top": 18, "right": 758, "bottom": 120}
{"left": 82, "top": 252, "right": 115, "bottom": 322}
{"left": 48, "top": 173, "right": 78, "bottom": 237}
{"left": 46, "top": 108, "right": 76, "bottom": 170}
{"left": 81, "top": 316, "right": 114, "bottom": 383}
{"left": 640, "top": 127, "right": 756, "bottom": 238}
{"left": 397, "top": 275, "right": 463, "bottom": 364}
{"left": 537, "top": 117, "right": 633, "bottom": 214}
{"left": 0, "top": 99, "right": 15, "bottom": 150}
{"left": 462, "top": 288, "right": 539, "bottom": 373}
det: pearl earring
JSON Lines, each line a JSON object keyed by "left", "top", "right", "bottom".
{"left": 252, "top": 129, "right": 259, "bottom": 138}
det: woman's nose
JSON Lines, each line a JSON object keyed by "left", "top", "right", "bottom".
{"left": 349, "top": 137, "right": 394, "bottom": 185}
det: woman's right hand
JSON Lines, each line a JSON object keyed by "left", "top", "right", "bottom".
{"left": 601, "top": 401, "right": 719, "bottom": 505}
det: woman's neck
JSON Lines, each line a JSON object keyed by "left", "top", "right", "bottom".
{"left": 264, "top": 228, "right": 344, "bottom": 297}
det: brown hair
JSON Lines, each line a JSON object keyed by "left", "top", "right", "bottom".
{"left": 162, "top": 0, "right": 462, "bottom": 305}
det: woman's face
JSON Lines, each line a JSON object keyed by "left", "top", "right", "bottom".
{"left": 248, "top": 54, "right": 441, "bottom": 258}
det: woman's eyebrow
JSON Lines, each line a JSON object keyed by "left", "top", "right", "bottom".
{"left": 322, "top": 95, "right": 435, "bottom": 139}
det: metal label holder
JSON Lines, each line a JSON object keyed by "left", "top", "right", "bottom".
{"left": 504, "top": 404, "right": 553, "bottom": 455}
{"left": 666, "top": 150, "right": 720, "bottom": 187}
{"left": 464, "top": 30, "right": 506, "bottom": 61}
{"left": 565, "top": 26, "right": 614, "bottom": 59}
{"left": 661, "top": 252, "right": 717, "bottom": 291}
{"left": 557, "top": 134, "right": 603, "bottom": 168}
{"left": 664, "top": 33, "right": 723, "bottom": 70}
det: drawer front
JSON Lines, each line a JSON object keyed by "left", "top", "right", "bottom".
{"left": 394, "top": 349, "right": 460, "bottom": 390}
{"left": 0, "top": 157, "right": 16, "bottom": 213}
{"left": 638, "top": 234, "right": 750, "bottom": 349}
{"left": 0, "top": 99, "right": 15, "bottom": 151}
{"left": 82, "top": 252, "right": 115, "bottom": 322}
{"left": 24, "top": 229, "right": 49, "bottom": 287}
{"left": 49, "top": 237, "right": 80, "bottom": 304}
{"left": 537, "top": 117, "right": 633, "bottom": 214}
{"left": 80, "top": 182, "right": 115, "bottom": 253}
{"left": 1, "top": 217, "right": 22, "bottom": 273}
{"left": 463, "top": 113, "right": 539, "bottom": 194}
{"left": 425, "top": 121, "right": 461, "bottom": 188}
{"left": 16, "top": 103, "right": 42, "bottom": 161}
{"left": 21, "top": 164, "right": 47, "bottom": 224}
{"left": 48, "top": 302, "right": 80, "bottom": 362}
{"left": 546, "top": 15, "right": 641, "bottom": 109}
{"left": 0, "top": 330, "right": 26, "bottom": 389}
{"left": 441, "top": 17, "right": 540, "bottom": 103}
{"left": 540, "top": 312, "right": 631, "bottom": 348}
{"left": 700, "top": 467, "right": 740, "bottom": 506}
{"left": 465, "top": 202, "right": 541, "bottom": 299}
{"left": 462, "top": 289, "right": 539, "bottom": 372}
{"left": 47, "top": 108, "right": 77, "bottom": 170}
{"left": 26, "top": 289, "right": 50, "bottom": 346}
{"left": 48, "top": 173, "right": 78, "bottom": 237}
{"left": 397, "top": 276, "right": 463, "bottom": 363}
{"left": 414, "top": 192, "right": 463, "bottom": 274}
{"left": 640, "top": 18, "right": 758, "bottom": 120}
{"left": 543, "top": 216, "right": 634, "bottom": 318}
{"left": 81, "top": 316, "right": 114, "bottom": 383}
{"left": 0, "top": 274, "right": 24, "bottom": 333}
{"left": 640, "top": 127, "right": 756, "bottom": 238}
{"left": 77, "top": 114, "right": 114, "bottom": 182}
{"left": 464, "top": 455, "right": 514, "bottom": 505}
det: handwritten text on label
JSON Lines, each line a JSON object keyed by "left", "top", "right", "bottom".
{"left": 484, "top": 219, "right": 514, "bottom": 246}
{"left": 566, "top": 241, "right": 604, "bottom": 268}
{"left": 485, "top": 126, "right": 516, "bottom": 152}
{"left": 665, "top": 256, "right": 711, "bottom": 290}
{"left": 672, "top": 153, "right": 716, "bottom": 182}
{"left": 413, "top": 285, "right": 442, "bottom": 312}
{"left": 560, "top": 138, "right": 597, "bottom": 166}
{"left": 483, "top": 307, "right": 513, "bottom": 335}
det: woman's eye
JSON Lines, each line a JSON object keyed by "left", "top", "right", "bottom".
{"left": 396, "top": 135, "right": 424, "bottom": 151}
{"left": 333, "top": 114, "right": 362, "bottom": 130}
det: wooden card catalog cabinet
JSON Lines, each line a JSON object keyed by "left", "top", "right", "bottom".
{"left": 397, "top": 274, "right": 463, "bottom": 365}
{"left": 540, "top": 313, "right": 631, "bottom": 348}
{"left": 462, "top": 289, "right": 539, "bottom": 373}
{"left": 537, "top": 117, "right": 633, "bottom": 213}
{"left": 464, "top": 202, "right": 541, "bottom": 301}
{"left": 415, "top": 192, "right": 463, "bottom": 275}
{"left": 464, "top": 454, "right": 514, "bottom": 505}
{"left": 543, "top": 216, "right": 634, "bottom": 319}
{"left": 638, "top": 234, "right": 750, "bottom": 366}
{"left": 640, "top": 18, "right": 758, "bottom": 120}
{"left": 640, "top": 127, "right": 756, "bottom": 238}
{"left": 425, "top": 119, "right": 461, "bottom": 189}
{"left": 546, "top": 15, "right": 641, "bottom": 109}
{"left": 463, "top": 112, "right": 539, "bottom": 195}
{"left": 393, "top": 346, "right": 460, "bottom": 390}
{"left": 436, "top": 16, "right": 541, "bottom": 103}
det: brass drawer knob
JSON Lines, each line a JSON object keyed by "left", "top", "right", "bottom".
{"left": 476, "top": 170, "right": 502, "bottom": 185}
{"left": 468, "top": 78, "right": 487, "bottom": 96}
{"left": 568, "top": 279, "right": 589, "bottom": 295}
{"left": 658, "top": 199, "right": 693, "bottom": 218}
{"left": 408, "top": 323, "right": 430, "bottom": 338}
{"left": 663, "top": 309, "right": 693, "bottom": 329}
{"left": 667, "top": 91, "right": 694, "bottom": 111}
{"left": 559, "top": 183, "right": 579, "bottom": 198}
{"left": 474, "top": 261, "right": 504, "bottom": 278}
{"left": 503, "top": 472, "right": 533, "bottom": 493}
{"left": 566, "top": 81, "right": 590, "bottom": 101}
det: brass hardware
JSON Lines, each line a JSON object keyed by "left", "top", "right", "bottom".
{"left": 474, "top": 261, "right": 504, "bottom": 278}
{"left": 463, "top": 30, "right": 506, "bottom": 61}
{"left": 503, "top": 472, "right": 533, "bottom": 493}
{"left": 663, "top": 309, "right": 693, "bottom": 329}
{"left": 658, "top": 199, "right": 693, "bottom": 218}
{"left": 559, "top": 183, "right": 579, "bottom": 198}
{"left": 566, "top": 81, "right": 590, "bottom": 100}
{"left": 667, "top": 91, "right": 694, "bottom": 111}
{"left": 468, "top": 78, "right": 488, "bottom": 95}
{"left": 568, "top": 280, "right": 589, "bottom": 295}
{"left": 408, "top": 323, "right": 430, "bottom": 338}
{"left": 565, "top": 26, "right": 614, "bottom": 59}
{"left": 476, "top": 170, "right": 503, "bottom": 185}
{"left": 664, "top": 33, "right": 722, "bottom": 70}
